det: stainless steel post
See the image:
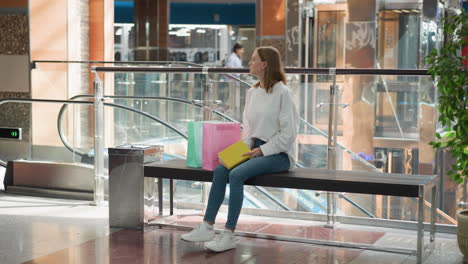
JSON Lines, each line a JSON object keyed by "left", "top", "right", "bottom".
{"left": 298, "top": 0, "right": 304, "bottom": 68}
{"left": 303, "top": 4, "right": 312, "bottom": 121}
{"left": 417, "top": 186, "right": 425, "bottom": 264}
{"left": 331, "top": 71, "right": 339, "bottom": 222}
{"left": 326, "top": 69, "right": 337, "bottom": 227}
{"left": 93, "top": 73, "right": 105, "bottom": 206}
{"left": 201, "top": 70, "right": 212, "bottom": 205}
{"left": 202, "top": 74, "right": 213, "bottom": 121}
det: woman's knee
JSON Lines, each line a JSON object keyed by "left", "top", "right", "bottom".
{"left": 213, "top": 165, "right": 229, "bottom": 181}
{"left": 228, "top": 170, "right": 245, "bottom": 186}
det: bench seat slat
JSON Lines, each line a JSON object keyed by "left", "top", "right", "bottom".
{"left": 144, "top": 159, "right": 437, "bottom": 198}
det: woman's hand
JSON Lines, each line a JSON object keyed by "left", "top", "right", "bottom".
{"left": 243, "top": 147, "right": 263, "bottom": 159}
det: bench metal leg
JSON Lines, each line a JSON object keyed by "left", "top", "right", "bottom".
{"left": 430, "top": 184, "right": 437, "bottom": 242}
{"left": 417, "top": 187, "right": 424, "bottom": 264}
{"left": 158, "top": 178, "right": 163, "bottom": 215}
{"left": 170, "top": 179, "right": 174, "bottom": 215}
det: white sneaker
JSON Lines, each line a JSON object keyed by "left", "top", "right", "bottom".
{"left": 205, "top": 230, "right": 239, "bottom": 252}
{"left": 181, "top": 222, "right": 215, "bottom": 242}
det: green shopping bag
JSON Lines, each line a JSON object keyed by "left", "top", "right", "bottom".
{"left": 186, "top": 121, "right": 204, "bottom": 167}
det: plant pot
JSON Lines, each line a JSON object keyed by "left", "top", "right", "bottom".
{"left": 457, "top": 209, "right": 468, "bottom": 263}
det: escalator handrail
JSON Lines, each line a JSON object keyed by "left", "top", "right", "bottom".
{"left": 340, "top": 193, "right": 376, "bottom": 218}
{"left": 0, "top": 98, "right": 96, "bottom": 166}
{"left": 57, "top": 100, "right": 189, "bottom": 157}
{"left": 56, "top": 94, "right": 237, "bottom": 157}
{"left": 299, "top": 117, "right": 380, "bottom": 173}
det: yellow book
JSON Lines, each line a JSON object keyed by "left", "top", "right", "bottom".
{"left": 218, "top": 140, "right": 251, "bottom": 170}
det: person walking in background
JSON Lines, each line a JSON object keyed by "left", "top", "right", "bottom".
{"left": 181, "top": 46, "right": 299, "bottom": 252}
{"left": 220, "top": 43, "right": 245, "bottom": 118}
{"left": 225, "top": 43, "right": 244, "bottom": 68}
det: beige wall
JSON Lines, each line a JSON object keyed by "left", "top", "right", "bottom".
{"left": 30, "top": 0, "right": 68, "bottom": 146}
{"left": 30, "top": 0, "right": 113, "bottom": 148}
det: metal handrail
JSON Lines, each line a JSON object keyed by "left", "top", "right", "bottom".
{"left": 31, "top": 60, "right": 205, "bottom": 68}
{"left": 32, "top": 60, "right": 430, "bottom": 76}
{"left": 32, "top": 59, "right": 254, "bottom": 91}
{"left": 93, "top": 66, "right": 429, "bottom": 76}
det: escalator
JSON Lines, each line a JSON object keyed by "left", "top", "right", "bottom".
{"left": 0, "top": 92, "right": 357, "bottom": 212}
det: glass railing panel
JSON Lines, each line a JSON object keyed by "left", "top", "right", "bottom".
{"left": 0, "top": 101, "right": 90, "bottom": 166}
{"left": 58, "top": 103, "right": 94, "bottom": 163}
{"left": 209, "top": 73, "right": 252, "bottom": 122}
{"left": 24, "top": 63, "right": 457, "bottom": 229}
{"left": 328, "top": 74, "right": 448, "bottom": 223}
{"left": 333, "top": 75, "right": 436, "bottom": 172}
{"left": 29, "top": 62, "right": 82, "bottom": 163}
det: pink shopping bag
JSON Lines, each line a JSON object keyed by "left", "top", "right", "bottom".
{"left": 202, "top": 122, "right": 242, "bottom": 171}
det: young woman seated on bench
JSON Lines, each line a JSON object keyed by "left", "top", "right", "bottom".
{"left": 181, "top": 46, "right": 299, "bottom": 252}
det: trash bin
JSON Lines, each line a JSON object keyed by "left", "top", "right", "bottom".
{"left": 108, "top": 144, "right": 164, "bottom": 229}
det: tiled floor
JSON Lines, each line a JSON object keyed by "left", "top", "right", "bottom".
{"left": 0, "top": 192, "right": 464, "bottom": 264}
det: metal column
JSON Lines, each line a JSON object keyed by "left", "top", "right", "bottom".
{"left": 326, "top": 68, "right": 338, "bottom": 227}
{"left": 201, "top": 70, "right": 214, "bottom": 205}
{"left": 416, "top": 185, "right": 425, "bottom": 264}
{"left": 93, "top": 74, "right": 105, "bottom": 206}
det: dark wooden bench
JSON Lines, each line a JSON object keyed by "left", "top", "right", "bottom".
{"left": 145, "top": 159, "right": 437, "bottom": 263}
{"left": 109, "top": 155, "right": 438, "bottom": 264}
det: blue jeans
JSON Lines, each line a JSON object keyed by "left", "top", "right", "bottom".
{"left": 203, "top": 138, "right": 290, "bottom": 229}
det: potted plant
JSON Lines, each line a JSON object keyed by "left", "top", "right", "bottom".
{"left": 425, "top": 9, "right": 467, "bottom": 261}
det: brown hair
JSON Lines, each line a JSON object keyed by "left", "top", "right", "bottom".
{"left": 253, "top": 46, "right": 286, "bottom": 93}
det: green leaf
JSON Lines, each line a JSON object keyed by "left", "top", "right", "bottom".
{"left": 443, "top": 131, "right": 455, "bottom": 138}
{"left": 425, "top": 10, "right": 468, "bottom": 185}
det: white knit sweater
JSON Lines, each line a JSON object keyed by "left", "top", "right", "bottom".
{"left": 242, "top": 81, "right": 299, "bottom": 169}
